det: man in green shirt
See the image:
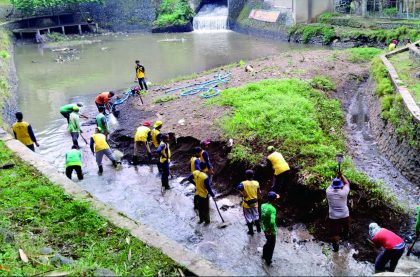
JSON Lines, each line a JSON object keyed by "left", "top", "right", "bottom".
{"left": 60, "top": 103, "right": 82, "bottom": 124}
{"left": 261, "top": 191, "right": 279, "bottom": 266}
{"left": 96, "top": 107, "right": 110, "bottom": 139}
{"left": 416, "top": 206, "right": 420, "bottom": 236}
{"left": 65, "top": 145, "right": 83, "bottom": 180}
{"left": 68, "top": 106, "right": 82, "bottom": 148}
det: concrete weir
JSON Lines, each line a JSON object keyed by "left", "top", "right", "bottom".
{"left": 0, "top": 128, "right": 232, "bottom": 276}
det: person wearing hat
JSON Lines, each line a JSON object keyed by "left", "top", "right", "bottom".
{"left": 180, "top": 147, "right": 203, "bottom": 209}
{"left": 151, "top": 121, "right": 163, "bottom": 172}
{"left": 133, "top": 121, "right": 152, "bottom": 164}
{"left": 60, "top": 103, "right": 83, "bottom": 124}
{"left": 261, "top": 191, "right": 279, "bottom": 266}
{"left": 65, "top": 145, "right": 83, "bottom": 180}
{"left": 368, "top": 223, "right": 405, "bottom": 273}
{"left": 96, "top": 106, "right": 110, "bottom": 139}
{"left": 156, "top": 133, "right": 171, "bottom": 190}
{"left": 199, "top": 139, "right": 214, "bottom": 175}
{"left": 134, "top": 60, "right": 148, "bottom": 91}
{"left": 95, "top": 91, "right": 115, "bottom": 112}
{"left": 68, "top": 105, "right": 82, "bottom": 148}
{"left": 266, "top": 146, "right": 290, "bottom": 194}
{"left": 90, "top": 127, "right": 118, "bottom": 174}
{"left": 12, "top": 111, "right": 39, "bottom": 152}
{"left": 326, "top": 172, "right": 350, "bottom": 252}
{"left": 237, "top": 170, "right": 261, "bottom": 235}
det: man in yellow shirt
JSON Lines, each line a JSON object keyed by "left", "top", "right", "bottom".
{"left": 133, "top": 121, "right": 152, "bottom": 164}
{"left": 135, "top": 60, "right": 148, "bottom": 91}
{"left": 90, "top": 127, "right": 118, "bottom": 174}
{"left": 12, "top": 112, "right": 39, "bottom": 152}
{"left": 267, "top": 146, "right": 290, "bottom": 194}
{"left": 237, "top": 169, "right": 261, "bottom": 235}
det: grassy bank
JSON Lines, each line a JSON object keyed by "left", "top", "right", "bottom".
{"left": 0, "top": 141, "right": 183, "bottom": 276}
{"left": 0, "top": 28, "right": 11, "bottom": 128}
{"left": 209, "top": 78, "right": 400, "bottom": 207}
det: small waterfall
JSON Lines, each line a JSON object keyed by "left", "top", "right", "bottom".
{"left": 193, "top": 4, "right": 228, "bottom": 32}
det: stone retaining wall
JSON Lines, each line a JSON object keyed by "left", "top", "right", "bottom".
{"left": 0, "top": 129, "right": 232, "bottom": 276}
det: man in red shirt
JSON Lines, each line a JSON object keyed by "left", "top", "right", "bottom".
{"left": 368, "top": 223, "right": 405, "bottom": 273}
{"left": 95, "top": 91, "right": 115, "bottom": 112}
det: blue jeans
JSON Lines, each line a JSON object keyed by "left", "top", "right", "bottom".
{"left": 375, "top": 247, "right": 404, "bottom": 272}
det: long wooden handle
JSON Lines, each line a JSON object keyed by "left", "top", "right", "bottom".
{"left": 213, "top": 198, "right": 225, "bottom": 223}
{"left": 407, "top": 235, "right": 418, "bottom": 256}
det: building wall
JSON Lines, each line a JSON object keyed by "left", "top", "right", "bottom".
{"left": 293, "top": 0, "right": 334, "bottom": 23}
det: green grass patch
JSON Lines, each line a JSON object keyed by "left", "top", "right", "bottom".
{"left": 0, "top": 29, "right": 11, "bottom": 128}
{"left": 346, "top": 47, "right": 382, "bottom": 63}
{"left": 289, "top": 24, "right": 335, "bottom": 44}
{"left": 0, "top": 141, "right": 184, "bottom": 275}
{"left": 309, "top": 75, "right": 336, "bottom": 91}
{"left": 154, "top": 95, "right": 178, "bottom": 104}
{"left": 153, "top": 0, "right": 194, "bottom": 27}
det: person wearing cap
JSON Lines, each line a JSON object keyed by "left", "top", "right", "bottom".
{"left": 200, "top": 140, "right": 214, "bottom": 175}
{"left": 261, "top": 191, "right": 279, "bottom": 266}
{"left": 12, "top": 112, "right": 39, "bottom": 152}
{"left": 156, "top": 133, "right": 171, "bottom": 190}
{"left": 389, "top": 39, "right": 398, "bottom": 51}
{"left": 68, "top": 106, "right": 83, "bottom": 148}
{"left": 368, "top": 223, "right": 405, "bottom": 273}
{"left": 266, "top": 146, "right": 290, "bottom": 193}
{"left": 237, "top": 170, "right": 261, "bottom": 235}
{"left": 151, "top": 121, "right": 163, "bottom": 172}
{"left": 96, "top": 106, "right": 110, "bottom": 139}
{"left": 135, "top": 60, "right": 148, "bottom": 91}
{"left": 95, "top": 91, "right": 115, "bottom": 112}
{"left": 180, "top": 147, "right": 203, "bottom": 209}
{"left": 326, "top": 172, "right": 350, "bottom": 252}
{"left": 90, "top": 127, "right": 118, "bottom": 174}
{"left": 133, "top": 121, "right": 152, "bottom": 164}
{"left": 60, "top": 103, "right": 83, "bottom": 124}
{"left": 65, "top": 145, "right": 83, "bottom": 180}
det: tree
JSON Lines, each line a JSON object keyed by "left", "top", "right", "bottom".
{"left": 10, "top": 0, "right": 103, "bottom": 16}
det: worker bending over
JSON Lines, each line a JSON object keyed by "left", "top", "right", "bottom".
{"left": 68, "top": 106, "right": 82, "bottom": 148}
{"left": 95, "top": 91, "right": 115, "bottom": 112}
{"left": 65, "top": 145, "right": 83, "bottom": 180}
{"left": 12, "top": 112, "right": 39, "bottom": 152}
{"left": 267, "top": 146, "right": 290, "bottom": 193}
{"left": 90, "top": 127, "right": 118, "bottom": 174}
{"left": 133, "top": 121, "right": 152, "bottom": 164}
{"left": 96, "top": 107, "right": 110, "bottom": 139}
{"left": 237, "top": 170, "right": 261, "bottom": 235}
{"left": 156, "top": 133, "right": 171, "bottom": 190}
{"left": 60, "top": 103, "right": 83, "bottom": 124}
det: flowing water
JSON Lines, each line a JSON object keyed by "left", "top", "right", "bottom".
{"left": 12, "top": 32, "right": 418, "bottom": 275}
{"left": 193, "top": 4, "right": 228, "bottom": 31}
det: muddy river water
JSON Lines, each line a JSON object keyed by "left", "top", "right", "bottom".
{"left": 13, "top": 32, "right": 418, "bottom": 275}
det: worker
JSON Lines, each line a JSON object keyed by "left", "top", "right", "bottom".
{"left": 326, "top": 172, "right": 350, "bottom": 252}
{"left": 59, "top": 103, "right": 83, "bottom": 124}
{"left": 237, "top": 169, "right": 261, "bottom": 235}
{"left": 90, "top": 127, "right": 118, "bottom": 174}
{"left": 155, "top": 133, "right": 171, "bottom": 190}
{"left": 261, "top": 191, "right": 279, "bottom": 266}
{"left": 389, "top": 39, "right": 398, "bottom": 51}
{"left": 180, "top": 147, "right": 203, "bottom": 209}
{"left": 405, "top": 38, "right": 412, "bottom": 46}
{"left": 135, "top": 60, "right": 148, "bottom": 91}
{"left": 151, "top": 121, "right": 163, "bottom": 148}
{"left": 416, "top": 206, "right": 420, "bottom": 236}
{"left": 12, "top": 112, "right": 39, "bottom": 152}
{"left": 96, "top": 107, "right": 110, "bottom": 139}
{"left": 95, "top": 91, "right": 115, "bottom": 112}
{"left": 65, "top": 145, "right": 83, "bottom": 180}
{"left": 68, "top": 106, "right": 82, "bottom": 148}
{"left": 266, "top": 146, "right": 290, "bottom": 193}
{"left": 368, "top": 223, "right": 405, "bottom": 273}
{"left": 133, "top": 121, "right": 152, "bottom": 164}
{"left": 199, "top": 139, "right": 214, "bottom": 176}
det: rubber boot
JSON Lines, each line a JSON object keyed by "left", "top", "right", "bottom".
{"left": 98, "top": 165, "right": 103, "bottom": 174}
{"left": 332, "top": 242, "right": 339, "bottom": 252}
{"left": 255, "top": 221, "right": 261, "bottom": 233}
{"left": 132, "top": 155, "right": 139, "bottom": 165}
{"left": 247, "top": 223, "right": 254, "bottom": 235}
{"left": 112, "top": 160, "right": 118, "bottom": 168}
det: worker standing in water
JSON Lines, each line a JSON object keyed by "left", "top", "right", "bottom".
{"left": 261, "top": 191, "right": 279, "bottom": 266}
{"left": 266, "top": 146, "right": 290, "bottom": 194}
{"left": 68, "top": 106, "right": 82, "bottom": 148}
{"left": 96, "top": 107, "right": 110, "bottom": 139}
{"left": 133, "top": 121, "right": 152, "bottom": 164}
{"left": 90, "top": 127, "right": 118, "bottom": 174}
{"left": 237, "top": 169, "right": 261, "bottom": 235}
{"left": 12, "top": 112, "right": 39, "bottom": 152}
{"left": 200, "top": 140, "right": 214, "bottom": 180}
{"left": 65, "top": 145, "right": 83, "bottom": 180}
{"left": 95, "top": 91, "right": 115, "bottom": 112}
{"left": 135, "top": 60, "right": 148, "bottom": 91}
{"left": 155, "top": 133, "right": 171, "bottom": 190}
{"left": 60, "top": 103, "right": 83, "bottom": 124}
{"left": 181, "top": 147, "right": 203, "bottom": 209}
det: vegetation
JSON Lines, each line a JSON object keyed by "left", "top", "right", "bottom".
{"left": 46, "top": 32, "right": 67, "bottom": 42}
{"left": 309, "top": 75, "right": 336, "bottom": 91}
{"left": 370, "top": 58, "right": 419, "bottom": 148}
{"left": 383, "top": 7, "right": 398, "bottom": 17}
{"left": 153, "top": 0, "right": 194, "bottom": 27}
{"left": 0, "top": 141, "right": 183, "bottom": 275}
{"left": 346, "top": 47, "right": 383, "bottom": 63}
{"left": 288, "top": 24, "right": 335, "bottom": 44}
{"left": 318, "top": 12, "right": 341, "bottom": 24}
{"left": 154, "top": 95, "right": 178, "bottom": 104}
{"left": 0, "top": 29, "right": 11, "bottom": 128}
{"left": 10, "top": 0, "right": 103, "bottom": 15}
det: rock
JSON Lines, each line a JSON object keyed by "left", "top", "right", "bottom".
{"left": 94, "top": 268, "right": 116, "bottom": 276}
{"left": 40, "top": 247, "right": 54, "bottom": 255}
{"left": 38, "top": 256, "right": 49, "bottom": 264}
{"left": 51, "top": 254, "right": 74, "bottom": 265}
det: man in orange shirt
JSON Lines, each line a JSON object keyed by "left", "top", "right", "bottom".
{"left": 95, "top": 91, "right": 115, "bottom": 112}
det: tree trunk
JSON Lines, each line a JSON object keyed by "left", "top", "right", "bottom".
{"left": 362, "top": 0, "right": 367, "bottom": 16}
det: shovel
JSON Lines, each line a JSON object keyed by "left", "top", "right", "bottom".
{"left": 80, "top": 133, "right": 88, "bottom": 145}
{"left": 407, "top": 235, "right": 418, "bottom": 256}
{"left": 212, "top": 198, "right": 229, "bottom": 229}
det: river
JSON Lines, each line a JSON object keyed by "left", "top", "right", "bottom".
{"left": 13, "top": 31, "right": 413, "bottom": 275}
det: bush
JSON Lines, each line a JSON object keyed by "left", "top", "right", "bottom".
{"left": 318, "top": 12, "right": 339, "bottom": 24}
{"left": 0, "top": 50, "right": 9, "bottom": 59}
{"left": 47, "top": 32, "right": 66, "bottom": 42}
{"left": 346, "top": 47, "right": 382, "bottom": 63}
{"left": 289, "top": 24, "right": 336, "bottom": 44}
{"left": 383, "top": 7, "right": 398, "bottom": 17}
{"left": 153, "top": 0, "right": 194, "bottom": 27}
{"left": 309, "top": 75, "right": 336, "bottom": 91}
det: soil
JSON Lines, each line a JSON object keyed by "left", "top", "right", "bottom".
{"left": 109, "top": 49, "right": 411, "bottom": 262}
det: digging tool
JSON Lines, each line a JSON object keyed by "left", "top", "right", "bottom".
{"left": 336, "top": 153, "right": 344, "bottom": 173}
{"left": 80, "top": 133, "right": 88, "bottom": 145}
{"left": 79, "top": 113, "right": 89, "bottom": 119}
{"left": 213, "top": 198, "right": 229, "bottom": 228}
{"left": 407, "top": 235, "right": 418, "bottom": 256}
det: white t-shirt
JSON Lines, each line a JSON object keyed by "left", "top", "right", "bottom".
{"left": 326, "top": 185, "right": 350, "bottom": 219}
